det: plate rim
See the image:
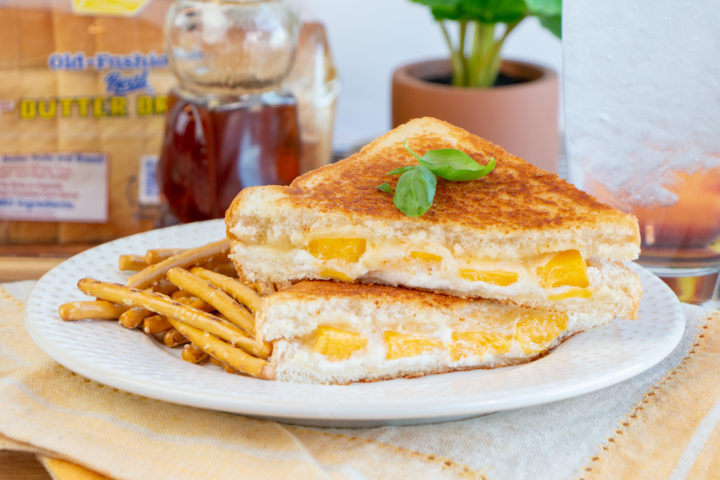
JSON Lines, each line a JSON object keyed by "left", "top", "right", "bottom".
{"left": 23, "top": 220, "right": 686, "bottom": 424}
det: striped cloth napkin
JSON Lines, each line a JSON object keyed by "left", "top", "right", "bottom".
{"left": 0, "top": 281, "right": 718, "bottom": 480}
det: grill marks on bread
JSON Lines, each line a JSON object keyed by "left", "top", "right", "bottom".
{"left": 283, "top": 122, "right": 630, "bottom": 233}
{"left": 266, "top": 280, "right": 509, "bottom": 313}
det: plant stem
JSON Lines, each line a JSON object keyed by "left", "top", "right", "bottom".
{"left": 480, "top": 19, "right": 523, "bottom": 87}
{"left": 466, "top": 21, "right": 480, "bottom": 87}
{"left": 468, "top": 18, "right": 525, "bottom": 88}
{"left": 438, "top": 20, "right": 464, "bottom": 86}
{"left": 468, "top": 21, "right": 496, "bottom": 88}
{"left": 458, "top": 20, "right": 468, "bottom": 85}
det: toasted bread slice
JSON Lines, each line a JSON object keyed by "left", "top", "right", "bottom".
{"left": 226, "top": 117, "right": 641, "bottom": 312}
{"left": 259, "top": 280, "right": 625, "bottom": 385}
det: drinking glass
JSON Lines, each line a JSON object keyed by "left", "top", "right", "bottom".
{"left": 563, "top": 1, "right": 720, "bottom": 305}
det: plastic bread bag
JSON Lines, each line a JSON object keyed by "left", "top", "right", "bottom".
{"left": 0, "top": 0, "right": 175, "bottom": 248}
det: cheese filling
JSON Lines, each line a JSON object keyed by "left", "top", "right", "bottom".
{"left": 303, "top": 311, "right": 570, "bottom": 364}
{"left": 299, "top": 238, "right": 591, "bottom": 300}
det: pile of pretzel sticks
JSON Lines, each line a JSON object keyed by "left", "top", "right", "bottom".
{"left": 58, "top": 239, "right": 285, "bottom": 380}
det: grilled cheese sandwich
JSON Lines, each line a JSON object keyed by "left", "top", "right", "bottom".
{"left": 227, "top": 117, "right": 642, "bottom": 319}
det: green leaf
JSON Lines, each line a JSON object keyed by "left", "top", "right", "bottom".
{"left": 418, "top": 149, "right": 496, "bottom": 181}
{"left": 410, "top": 0, "right": 561, "bottom": 45}
{"left": 377, "top": 183, "right": 393, "bottom": 194}
{"left": 384, "top": 140, "right": 496, "bottom": 216}
{"left": 386, "top": 166, "right": 416, "bottom": 176}
{"left": 538, "top": 14, "right": 561, "bottom": 38}
{"left": 432, "top": 5, "right": 465, "bottom": 20}
{"left": 393, "top": 166, "right": 437, "bottom": 217}
{"left": 410, "top": 0, "right": 463, "bottom": 20}
{"left": 460, "top": 0, "right": 526, "bottom": 24}
{"left": 409, "top": 0, "right": 460, "bottom": 7}
{"left": 525, "top": 0, "right": 561, "bottom": 16}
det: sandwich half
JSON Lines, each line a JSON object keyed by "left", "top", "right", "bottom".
{"left": 227, "top": 117, "right": 642, "bottom": 319}
{"left": 259, "top": 280, "right": 621, "bottom": 385}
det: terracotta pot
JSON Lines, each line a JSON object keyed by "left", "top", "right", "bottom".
{"left": 392, "top": 58, "right": 559, "bottom": 172}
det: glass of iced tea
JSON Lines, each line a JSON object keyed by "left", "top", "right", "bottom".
{"left": 563, "top": 1, "right": 720, "bottom": 305}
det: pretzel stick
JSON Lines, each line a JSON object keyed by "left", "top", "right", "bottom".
{"left": 58, "top": 301, "right": 129, "bottom": 321}
{"left": 142, "top": 248, "right": 228, "bottom": 275}
{"left": 126, "top": 239, "right": 230, "bottom": 289}
{"left": 182, "top": 344, "right": 208, "bottom": 363}
{"left": 150, "top": 279, "right": 178, "bottom": 296}
{"left": 253, "top": 281, "right": 275, "bottom": 296}
{"left": 163, "top": 328, "right": 189, "bottom": 347}
{"left": 118, "top": 255, "right": 147, "bottom": 272}
{"left": 166, "top": 317, "right": 273, "bottom": 379}
{"left": 167, "top": 268, "right": 255, "bottom": 334}
{"left": 143, "top": 315, "right": 172, "bottom": 335}
{"left": 209, "top": 356, "right": 238, "bottom": 373}
{"left": 124, "top": 284, "right": 180, "bottom": 329}
{"left": 119, "top": 307, "right": 153, "bottom": 329}
{"left": 77, "top": 278, "right": 271, "bottom": 359}
{"left": 145, "top": 248, "right": 186, "bottom": 265}
{"left": 171, "top": 290, "right": 215, "bottom": 312}
{"left": 191, "top": 267, "right": 261, "bottom": 313}
{"left": 209, "top": 263, "right": 238, "bottom": 278}
{"left": 222, "top": 364, "right": 238, "bottom": 374}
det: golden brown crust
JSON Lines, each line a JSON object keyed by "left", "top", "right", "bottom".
{"left": 266, "top": 279, "right": 537, "bottom": 315}
{"left": 277, "top": 117, "right": 637, "bottom": 235}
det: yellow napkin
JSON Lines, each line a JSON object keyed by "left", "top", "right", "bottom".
{"left": 1, "top": 282, "right": 719, "bottom": 480}
{"left": 581, "top": 307, "right": 720, "bottom": 479}
{"left": 0, "top": 285, "right": 477, "bottom": 480}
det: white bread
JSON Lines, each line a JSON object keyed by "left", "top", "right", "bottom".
{"left": 259, "top": 280, "right": 626, "bottom": 385}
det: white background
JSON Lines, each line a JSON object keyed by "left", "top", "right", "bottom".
{"left": 301, "top": 0, "right": 562, "bottom": 152}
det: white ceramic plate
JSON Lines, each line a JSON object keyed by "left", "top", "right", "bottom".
{"left": 25, "top": 220, "right": 685, "bottom": 427}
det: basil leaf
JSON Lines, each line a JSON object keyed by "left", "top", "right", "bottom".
{"left": 418, "top": 149, "right": 496, "bottom": 181}
{"left": 393, "top": 166, "right": 437, "bottom": 217}
{"left": 386, "top": 166, "right": 416, "bottom": 176}
{"left": 384, "top": 140, "right": 496, "bottom": 217}
{"left": 377, "top": 183, "right": 393, "bottom": 193}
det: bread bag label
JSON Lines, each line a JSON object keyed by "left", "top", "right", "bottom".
{"left": 138, "top": 154, "right": 160, "bottom": 206}
{"left": 0, "top": 1, "right": 175, "bottom": 245}
{"left": 26, "top": 50, "right": 169, "bottom": 119}
{"left": 0, "top": 152, "right": 108, "bottom": 222}
{"left": 71, "top": 0, "right": 152, "bottom": 17}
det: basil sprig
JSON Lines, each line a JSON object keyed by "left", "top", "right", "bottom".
{"left": 393, "top": 165, "right": 437, "bottom": 217}
{"left": 410, "top": 142, "right": 496, "bottom": 181}
{"left": 377, "top": 140, "right": 495, "bottom": 217}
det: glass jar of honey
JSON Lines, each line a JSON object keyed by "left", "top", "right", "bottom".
{"left": 159, "top": 0, "right": 301, "bottom": 222}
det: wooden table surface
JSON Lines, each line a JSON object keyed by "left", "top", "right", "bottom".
{"left": 0, "top": 244, "right": 91, "bottom": 282}
{"left": 0, "top": 256, "right": 66, "bottom": 282}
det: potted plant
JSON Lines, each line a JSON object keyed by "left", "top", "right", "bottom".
{"left": 392, "top": 0, "right": 562, "bottom": 171}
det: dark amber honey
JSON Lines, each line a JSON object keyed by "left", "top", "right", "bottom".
{"left": 158, "top": 90, "right": 300, "bottom": 222}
